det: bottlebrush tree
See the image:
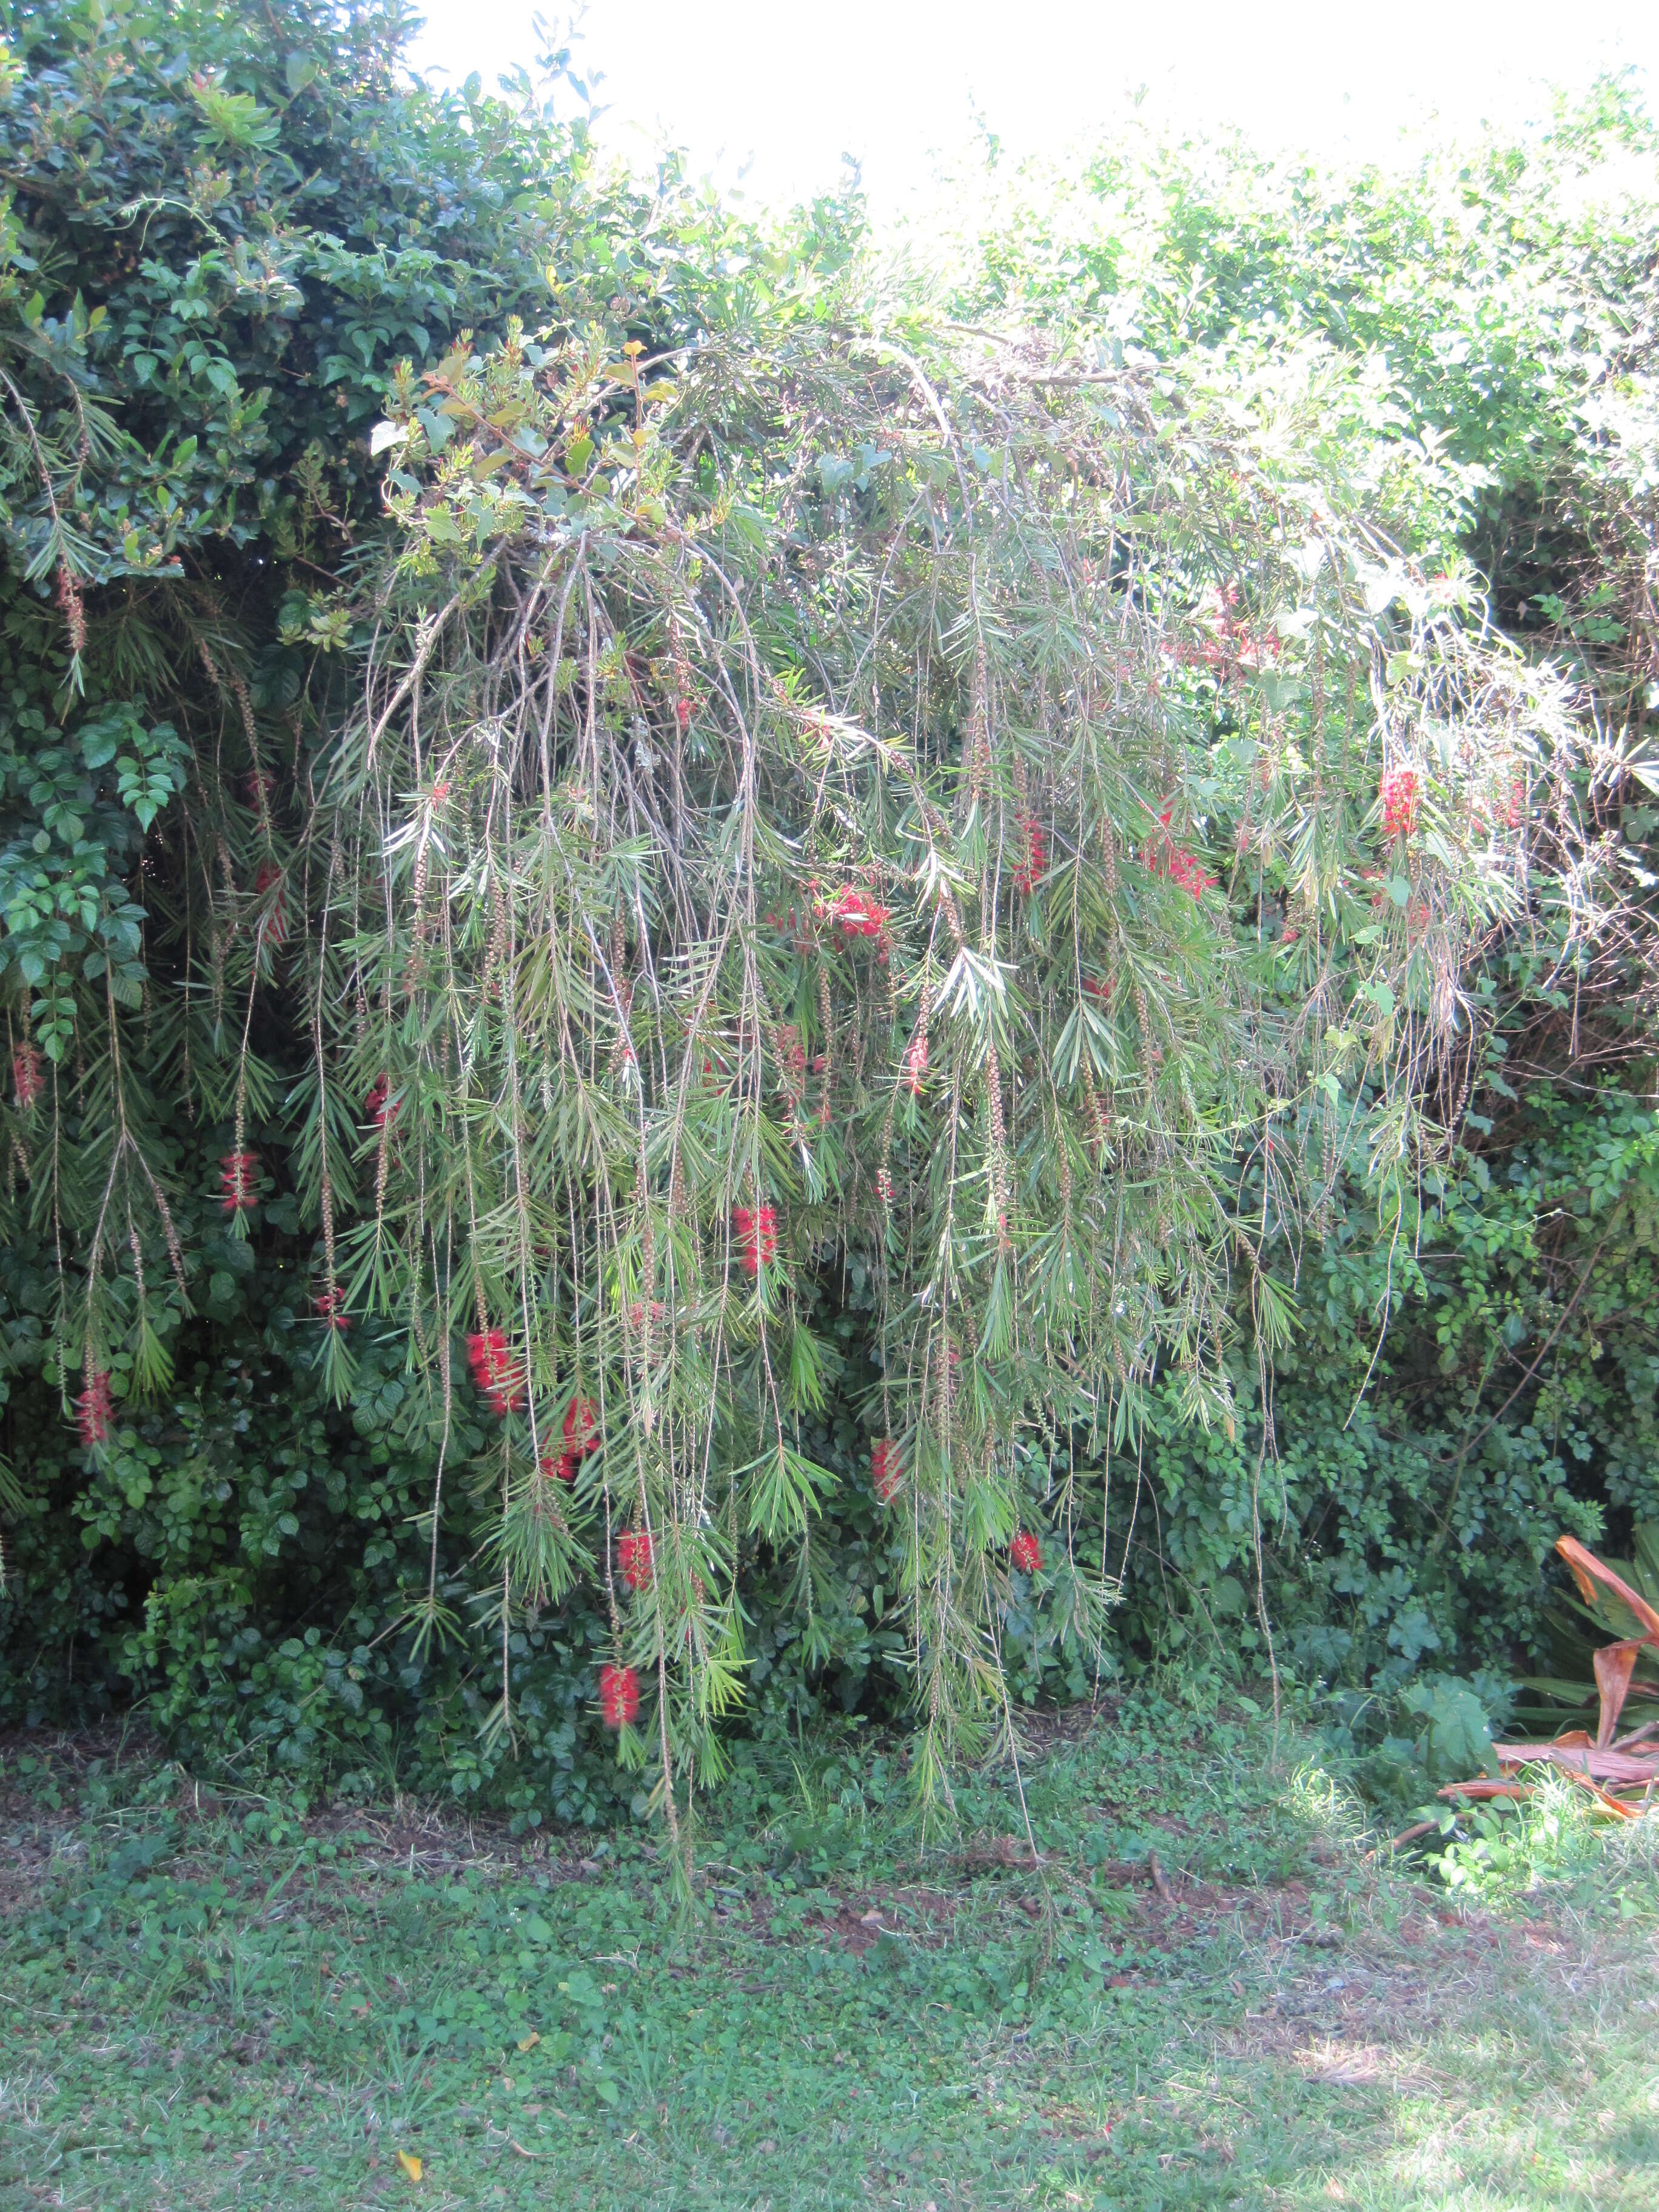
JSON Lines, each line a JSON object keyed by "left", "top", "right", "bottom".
{"left": 264, "top": 301, "right": 1575, "bottom": 1831}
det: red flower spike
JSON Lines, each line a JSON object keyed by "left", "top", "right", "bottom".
{"left": 76, "top": 1369, "right": 114, "bottom": 1449}
{"left": 1011, "top": 1530, "right": 1042, "bottom": 1575}
{"left": 1165, "top": 850, "right": 1215, "bottom": 899}
{"left": 618, "top": 1529, "right": 654, "bottom": 1592}
{"left": 870, "top": 1438, "right": 903, "bottom": 1504}
{"left": 13, "top": 1042, "right": 42, "bottom": 1112}
{"left": 1013, "top": 813, "right": 1048, "bottom": 896}
{"left": 1145, "top": 811, "right": 1214, "bottom": 900}
{"left": 562, "top": 1396, "right": 602, "bottom": 1458}
{"left": 819, "top": 886, "right": 890, "bottom": 939}
{"left": 1380, "top": 766, "right": 1421, "bottom": 840}
{"left": 902, "top": 1033, "right": 928, "bottom": 1094}
{"left": 675, "top": 697, "right": 692, "bottom": 732}
{"left": 1081, "top": 975, "right": 1111, "bottom": 1006}
{"left": 466, "top": 1327, "right": 525, "bottom": 1415}
{"left": 538, "top": 1452, "right": 578, "bottom": 1484}
{"left": 600, "top": 1662, "right": 640, "bottom": 1729}
{"left": 219, "top": 1151, "right": 259, "bottom": 1214}
{"left": 363, "top": 1073, "right": 398, "bottom": 1130}
{"left": 733, "top": 1203, "right": 778, "bottom": 1276}
{"left": 314, "top": 1286, "right": 350, "bottom": 1331}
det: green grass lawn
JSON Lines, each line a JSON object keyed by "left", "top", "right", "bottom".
{"left": 2, "top": 1701, "right": 1655, "bottom": 2210}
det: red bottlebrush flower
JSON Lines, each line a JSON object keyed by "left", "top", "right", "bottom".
{"left": 253, "top": 860, "right": 288, "bottom": 950}
{"left": 618, "top": 1528, "right": 654, "bottom": 1592}
{"left": 1281, "top": 925, "right": 1299, "bottom": 945}
{"left": 13, "top": 1042, "right": 42, "bottom": 1112}
{"left": 1380, "top": 766, "right": 1421, "bottom": 840}
{"left": 675, "top": 696, "right": 692, "bottom": 732}
{"left": 870, "top": 1438, "right": 903, "bottom": 1504}
{"left": 1010, "top": 1530, "right": 1042, "bottom": 1575}
{"left": 733, "top": 1202, "right": 778, "bottom": 1275}
{"left": 244, "top": 768, "right": 275, "bottom": 810}
{"left": 467, "top": 1327, "right": 506, "bottom": 1380}
{"left": 219, "top": 1150, "right": 259, "bottom": 1214}
{"left": 820, "top": 886, "right": 890, "bottom": 939}
{"left": 902, "top": 1031, "right": 928, "bottom": 1094}
{"left": 363, "top": 1073, "right": 397, "bottom": 1128}
{"left": 875, "top": 1165, "right": 893, "bottom": 1208}
{"left": 600, "top": 1661, "right": 640, "bottom": 1728}
{"left": 313, "top": 1286, "right": 350, "bottom": 1331}
{"left": 1146, "top": 810, "right": 1213, "bottom": 899}
{"left": 1013, "top": 812, "right": 1047, "bottom": 896}
{"left": 76, "top": 1368, "right": 114, "bottom": 1448}
{"left": 1081, "top": 974, "right": 1111, "bottom": 1006}
{"left": 1506, "top": 774, "right": 1524, "bottom": 831}
{"left": 538, "top": 1451, "right": 578, "bottom": 1484}
{"left": 466, "top": 1327, "right": 525, "bottom": 1415}
{"left": 1165, "top": 850, "right": 1215, "bottom": 899}
{"left": 562, "top": 1396, "right": 602, "bottom": 1458}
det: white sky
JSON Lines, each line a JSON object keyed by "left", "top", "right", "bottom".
{"left": 411, "top": 1, "right": 1659, "bottom": 210}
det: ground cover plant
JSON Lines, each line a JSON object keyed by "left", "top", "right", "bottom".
{"left": 2, "top": 1704, "right": 1657, "bottom": 2210}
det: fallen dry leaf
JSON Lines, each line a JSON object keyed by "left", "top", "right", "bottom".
{"left": 395, "top": 2148, "right": 422, "bottom": 2181}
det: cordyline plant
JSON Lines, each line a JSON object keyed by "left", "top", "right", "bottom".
{"left": 18, "top": 270, "right": 1584, "bottom": 1827}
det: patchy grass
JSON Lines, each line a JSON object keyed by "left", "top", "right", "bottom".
{"left": 2, "top": 1702, "right": 1655, "bottom": 2210}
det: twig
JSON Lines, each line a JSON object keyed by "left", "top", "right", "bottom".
{"left": 1364, "top": 1818, "right": 1439, "bottom": 1861}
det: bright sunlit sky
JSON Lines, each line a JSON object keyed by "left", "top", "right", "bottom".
{"left": 411, "top": 1, "right": 1659, "bottom": 212}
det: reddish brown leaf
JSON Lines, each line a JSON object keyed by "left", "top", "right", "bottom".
{"left": 1493, "top": 1740, "right": 1659, "bottom": 1786}
{"left": 1437, "top": 1778, "right": 1532, "bottom": 1801}
{"left": 1555, "top": 1535, "right": 1659, "bottom": 1641}
{"left": 1594, "top": 1640, "right": 1643, "bottom": 1749}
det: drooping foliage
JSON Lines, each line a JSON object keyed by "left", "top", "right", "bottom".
{"left": 2, "top": 1, "right": 1657, "bottom": 1821}
{"left": 325, "top": 304, "right": 1577, "bottom": 1820}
